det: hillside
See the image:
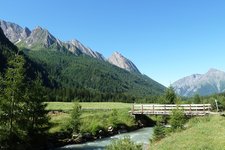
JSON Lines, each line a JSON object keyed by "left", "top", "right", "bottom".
{"left": 172, "top": 69, "right": 225, "bottom": 97}
{"left": 23, "top": 48, "right": 165, "bottom": 101}
{"left": 0, "top": 19, "right": 166, "bottom": 101}
{"left": 151, "top": 115, "right": 225, "bottom": 150}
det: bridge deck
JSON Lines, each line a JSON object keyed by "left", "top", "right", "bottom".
{"left": 131, "top": 104, "right": 211, "bottom": 116}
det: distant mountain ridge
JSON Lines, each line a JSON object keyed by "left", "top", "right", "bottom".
{"left": 0, "top": 19, "right": 166, "bottom": 101}
{"left": 0, "top": 19, "right": 139, "bottom": 72}
{"left": 172, "top": 68, "right": 225, "bottom": 96}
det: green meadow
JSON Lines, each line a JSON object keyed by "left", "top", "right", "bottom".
{"left": 151, "top": 115, "right": 225, "bottom": 150}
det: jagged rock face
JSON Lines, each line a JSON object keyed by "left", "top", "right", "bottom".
{"left": 0, "top": 20, "right": 31, "bottom": 43}
{"left": 0, "top": 20, "right": 105, "bottom": 60}
{"left": 24, "top": 26, "right": 64, "bottom": 49}
{"left": 0, "top": 27, "right": 18, "bottom": 50}
{"left": 172, "top": 68, "right": 225, "bottom": 97}
{"left": 0, "top": 19, "right": 142, "bottom": 73}
{"left": 64, "top": 40, "right": 105, "bottom": 60}
{"left": 108, "top": 52, "right": 140, "bottom": 73}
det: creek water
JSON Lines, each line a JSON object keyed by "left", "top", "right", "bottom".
{"left": 58, "top": 127, "right": 154, "bottom": 150}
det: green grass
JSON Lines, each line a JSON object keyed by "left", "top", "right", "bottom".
{"left": 47, "top": 102, "right": 135, "bottom": 134}
{"left": 151, "top": 115, "right": 225, "bottom": 150}
{"left": 46, "top": 102, "right": 132, "bottom": 111}
{"left": 49, "top": 112, "right": 70, "bottom": 133}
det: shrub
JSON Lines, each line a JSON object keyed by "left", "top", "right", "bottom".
{"left": 70, "top": 102, "right": 82, "bottom": 134}
{"left": 169, "top": 109, "right": 186, "bottom": 131}
{"left": 152, "top": 125, "right": 166, "bottom": 142}
{"left": 106, "top": 136, "right": 142, "bottom": 150}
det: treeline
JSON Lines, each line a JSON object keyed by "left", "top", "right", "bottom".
{"left": 153, "top": 86, "right": 225, "bottom": 111}
{"left": 185, "top": 93, "right": 225, "bottom": 111}
{"left": 45, "top": 87, "right": 137, "bottom": 102}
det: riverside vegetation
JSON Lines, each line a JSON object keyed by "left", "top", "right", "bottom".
{"left": 1, "top": 27, "right": 225, "bottom": 149}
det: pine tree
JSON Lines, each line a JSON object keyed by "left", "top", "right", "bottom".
{"left": 164, "top": 86, "right": 177, "bottom": 104}
{"left": 0, "top": 54, "right": 26, "bottom": 147}
{"left": 23, "top": 74, "right": 49, "bottom": 136}
{"left": 0, "top": 55, "right": 50, "bottom": 148}
{"left": 70, "top": 102, "right": 82, "bottom": 134}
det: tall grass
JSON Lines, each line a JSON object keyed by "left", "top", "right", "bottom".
{"left": 48, "top": 108, "right": 135, "bottom": 135}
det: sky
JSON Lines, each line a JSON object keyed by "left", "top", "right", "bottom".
{"left": 1, "top": 0, "right": 225, "bottom": 86}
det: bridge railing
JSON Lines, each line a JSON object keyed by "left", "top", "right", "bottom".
{"left": 131, "top": 104, "right": 211, "bottom": 116}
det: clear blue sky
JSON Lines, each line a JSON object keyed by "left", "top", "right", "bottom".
{"left": 1, "top": 0, "right": 225, "bottom": 86}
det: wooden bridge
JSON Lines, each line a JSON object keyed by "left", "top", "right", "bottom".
{"left": 131, "top": 104, "right": 211, "bottom": 116}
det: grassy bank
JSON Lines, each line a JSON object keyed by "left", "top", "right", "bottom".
{"left": 151, "top": 115, "right": 225, "bottom": 150}
{"left": 47, "top": 102, "right": 135, "bottom": 134}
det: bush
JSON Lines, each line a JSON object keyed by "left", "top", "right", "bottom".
{"left": 169, "top": 109, "right": 186, "bottom": 131}
{"left": 106, "top": 136, "right": 142, "bottom": 150}
{"left": 152, "top": 125, "right": 166, "bottom": 142}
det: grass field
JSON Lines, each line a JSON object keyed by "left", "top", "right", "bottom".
{"left": 46, "top": 102, "right": 132, "bottom": 111}
{"left": 47, "top": 102, "right": 134, "bottom": 134}
{"left": 151, "top": 115, "right": 225, "bottom": 150}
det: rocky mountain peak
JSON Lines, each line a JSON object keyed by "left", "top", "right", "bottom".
{"left": 172, "top": 68, "right": 225, "bottom": 96}
{"left": 22, "top": 27, "right": 31, "bottom": 38}
{"left": 108, "top": 51, "right": 140, "bottom": 73}
{"left": 64, "top": 39, "right": 105, "bottom": 60}
{"left": 0, "top": 19, "right": 143, "bottom": 74}
{"left": 0, "top": 19, "right": 27, "bottom": 43}
{"left": 206, "top": 68, "right": 224, "bottom": 75}
{"left": 25, "top": 26, "right": 58, "bottom": 48}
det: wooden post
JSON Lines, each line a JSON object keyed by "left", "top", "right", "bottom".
{"left": 196, "top": 105, "right": 198, "bottom": 115}
{"left": 189, "top": 104, "right": 191, "bottom": 116}
{"left": 203, "top": 104, "right": 205, "bottom": 115}
{"left": 141, "top": 105, "right": 143, "bottom": 114}
{"left": 153, "top": 105, "right": 154, "bottom": 114}
{"left": 164, "top": 104, "right": 166, "bottom": 114}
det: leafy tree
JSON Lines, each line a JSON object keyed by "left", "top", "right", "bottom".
{"left": 70, "top": 102, "right": 82, "bottom": 134}
{"left": 169, "top": 109, "right": 186, "bottom": 131}
{"left": 106, "top": 136, "right": 142, "bottom": 150}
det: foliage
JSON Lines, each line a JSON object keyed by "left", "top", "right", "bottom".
{"left": 152, "top": 125, "right": 166, "bottom": 142}
{"left": 0, "top": 55, "right": 27, "bottom": 148}
{"left": 0, "top": 35, "right": 49, "bottom": 148}
{"left": 106, "top": 136, "right": 142, "bottom": 150}
{"left": 69, "top": 102, "right": 82, "bottom": 134}
{"left": 164, "top": 86, "right": 177, "bottom": 104}
{"left": 23, "top": 74, "right": 50, "bottom": 136}
{"left": 193, "top": 94, "right": 201, "bottom": 104}
{"left": 78, "top": 109, "right": 135, "bottom": 135}
{"left": 186, "top": 93, "right": 225, "bottom": 111}
{"left": 169, "top": 109, "right": 186, "bottom": 131}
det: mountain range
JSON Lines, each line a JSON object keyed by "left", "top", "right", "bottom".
{"left": 0, "top": 19, "right": 165, "bottom": 102}
{"left": 0, "top": 19, "right": 139, "bottom": 73}
{"left": 172, "top": 68, "right": 225, "bottom": 97}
